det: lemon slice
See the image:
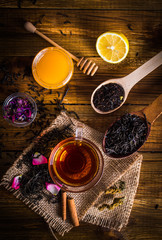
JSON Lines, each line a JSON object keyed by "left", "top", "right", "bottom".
{"left": 96, "top": 32, "right": 129, "bottom": 63}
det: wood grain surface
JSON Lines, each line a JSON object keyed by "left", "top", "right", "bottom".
{"left": 0, "top": 1, "right": 162, "bottom": 240}
{"left": 0, "top": 0, "right": 162, "bottom": 10}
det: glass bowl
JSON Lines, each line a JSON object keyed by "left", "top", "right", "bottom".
{"left": 32, "top": 47, "right": 74, "bottom": 89}
{"left": 2, "top": 92, "right": 37, "bottom": 127}
{"left": 48, "top": 137, "right": 104, "bottom": 193}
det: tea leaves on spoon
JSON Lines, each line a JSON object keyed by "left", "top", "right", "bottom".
{"left": 104, "top": 113, "right": 148, "bottom": 157}
{"left": 93, "top": 83, "right": 125, "bottom": 112}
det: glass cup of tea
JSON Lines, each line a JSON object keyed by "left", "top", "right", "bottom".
{"left": 48, "top": 126, "right": 104, "bottom": 192}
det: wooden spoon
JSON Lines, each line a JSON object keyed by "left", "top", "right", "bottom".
{"left": 24, "top": 22, "right": 98, "bottom": 76}
{"left": 91, "top": 51, "right": 162, "bottom": 114}
{"left": 103, "top": 94, "right": 162, "bottom": 158}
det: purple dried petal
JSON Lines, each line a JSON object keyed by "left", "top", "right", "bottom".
{"left": 32, "top": 152, "right": 47, "bottom": 165}
{"left": 3, "top": 96, "right": 33, "bottom": 123}
{"left": 28, "top": 110, "right": 32, "bottom": 118}
{"left": 11, "top": 175, "right": 22, "bottom": 190}
{"left": 17, "top": 99, "right": 23, "bottom": 105}
{"left": 45, "top": 183, "right": 60, "bottom": 195}
{"left": 12, "top": 115, "right": 15, "bottom": 123}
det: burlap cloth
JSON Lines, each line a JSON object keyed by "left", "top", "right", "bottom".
{"left": 1, "top": 111, "right": 142, "bottom": 236}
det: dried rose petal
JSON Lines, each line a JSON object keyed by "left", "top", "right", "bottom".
{"left": 11, "top": 175, "right": 22, "bottom": 190}
{"left": 32, "top": 152, "right": 47, "bottom": 165}
{"left": 45, "top": 183, "right": 60, "bottom": 195}
{"left": 3, "top": 96, "right": 33, "bottom": 123}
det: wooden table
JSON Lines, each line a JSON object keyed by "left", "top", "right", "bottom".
{"left": 0, "top": 1, "right": 162, "bottom": 239}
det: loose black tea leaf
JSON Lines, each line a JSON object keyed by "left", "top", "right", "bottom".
{"left": 127, "top": 24, "right": 133, "bottom": 31}
{"left": 23, "top": 65, "right": 32, "bottom": 78}
{"left": 18, "top": 0, "right": 38, "bottom": 8}
{"left": 17, "top": 124, "right": 73, "bottom": 169}
{"left": 155, "top": 204, "right": 159, "bottom": 209}
{"left": 19, "top": 164, "right": 52, "bottom": 200}
{"left": 14, "top": 132, "right": 21, "bottom": 137}
{"left": 104, "top": 113, "right": 148, "bottom": 157}
{"left": 46, "top": 190, "right": 61, "bottom": 204}
{"left": 32, "top": 0, "right": 37, "bottom": 5}
{"left": 64, "top": 20, "right": 71, "bottom": 24}
{"left": 56, "top": 91, "right": 60, "bottom": 97}
{"left": 68, "top": 111, "right": 80, "bottom": 119}
{"left": 40, "top": 87, "right": 45, "bottom": 92}
{"left": 17, "top": 0, "right": 23, "bottom": 8}
{"left": 0, "top": 133, "right": 4, "bottom": 138}
{"left": 0, "top": 60, "right": 19, "bottom": 85}
{"left": 93, "top": 83, "right": 125, "bottom": 112}
{"left": 60, "top": 85, "right": 69, "bottom": 104}
{"left": 15, "top": 124, "right": 73, "bottom": 202}
{"left": 59, "top": 30, "right": 66, "bottom": 36}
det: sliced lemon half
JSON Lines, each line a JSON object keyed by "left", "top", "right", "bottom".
{"left": 96, "top": 32, "right": 129, "bottom": 64}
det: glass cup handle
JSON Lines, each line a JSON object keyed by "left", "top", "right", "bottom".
{"left": 75, "top": 125, "right": 83, "bottom": 140}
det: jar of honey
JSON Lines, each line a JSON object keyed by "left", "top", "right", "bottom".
{"left": 32, "top": 47, "right": 74, "bottom": 89}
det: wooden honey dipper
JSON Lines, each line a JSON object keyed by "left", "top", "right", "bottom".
{"left": 24, "top": 22, "right": 98, "bottom": 76}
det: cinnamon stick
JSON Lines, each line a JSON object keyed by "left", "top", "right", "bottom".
{"left": 61, "top": 191, "right": 67, "bottom": 221}
{"left": 67, "top": 198, "right": 79, "bottom": 226}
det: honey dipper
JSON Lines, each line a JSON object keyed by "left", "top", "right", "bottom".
{"left": 24, "top": 22, "right": 98, "bottom": 76}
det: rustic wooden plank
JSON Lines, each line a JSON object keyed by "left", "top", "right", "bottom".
{"left": 136, "top": 154, "right": 162, "bottom": 199}
{"left": 0, "top": 3, "right": 162, "bottom": 240}
{"left": 0, "top": 103, "right": 161, "bottom": 140}
{"left": 0, "top": 9, "right": 161, "bottom": 57}
{"left": 0, "top": 152, "right": 162, "bottom": 240}
{"left": 124, "top": 153, "right": 162, "bottom": 239}
{"left": 0, "top": 0, "right": 162, "bottom": 10}
{"left": 0, "top": 104, "right": 162, "bottom": 152}
{"left": 0, "top": 72, "right": 161, "bottom": 104}
{"left": 0, "top": 57, "right": 162, "bottom": 105}
{"left": 124, "top": 226, "right": 162, "bottom": 240}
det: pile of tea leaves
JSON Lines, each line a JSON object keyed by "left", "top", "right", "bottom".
{"left": 104, "top": 113, "right": 148, "bottom": 157}
{"left": 0, "top": 59, "right": 78, "bottom": 204}
{"left": 93, "top": 83, "right": 125, "bottom": 112}
{"left": 16, "top": 124, "right": 73, "bottom": 203}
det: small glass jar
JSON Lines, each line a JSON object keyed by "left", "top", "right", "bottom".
{"left": 32, "top": 47, "right": 74, "bottom": 89}
{"left": 2, "top": 92, "right": 37, "bottom": 127}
